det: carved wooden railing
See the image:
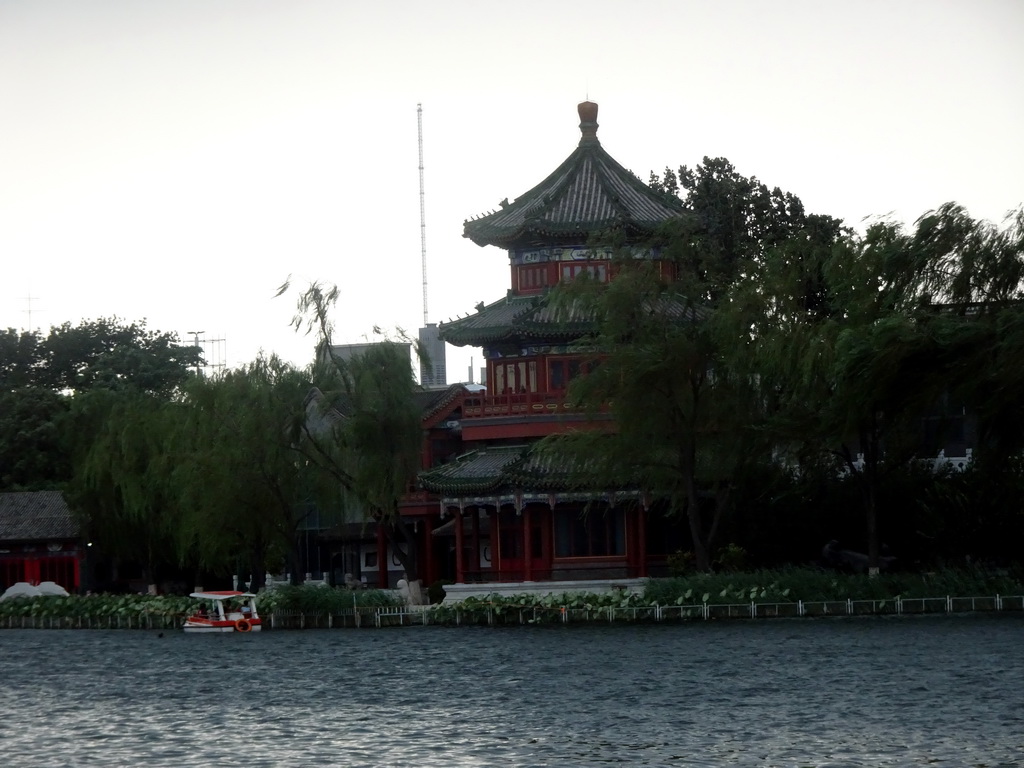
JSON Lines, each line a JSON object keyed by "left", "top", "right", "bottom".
{"left": 462, "top": 391, "right": 581, "bottom": 419}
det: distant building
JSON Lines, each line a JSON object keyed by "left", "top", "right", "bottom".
{"left": 328, "top": 341, "right": 413, "bottom": 367}
{"left": 417, "top": 323, "right": 447, "bottom": 388}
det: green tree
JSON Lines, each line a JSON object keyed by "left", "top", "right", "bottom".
{"left": 67, "top": 356, "right": 320, "bottom": 591}
{"left": 171, "top": 356, "right": 319, "bottom": 590}
{"left": 753, "top": 204, "right": 1024, "bottom": 571}
{"left": 1, "top": 319, "right": 200, "bottom": 492}
{"left": 913, "top": 204, "right": 1024, "bottom": 463}
{"left": 65, "top": 388, "right": 184, "bottom": 587}
{"left": 0, "top": 387, "right": 69, "bottom": 490}
{"left": 543, "top": 255, "right": 764, "bottom": 572}
{"left": 541, "top": 158, "right": 846, "bottom": 572}
{"left": 0, "top": 328, "right": 45, "bottom": 390}
{"left": 43, "top": 317, "right": 200, "bottom": 396}
{"left": 279, "top": 278, "right": 425, "bottom": 588}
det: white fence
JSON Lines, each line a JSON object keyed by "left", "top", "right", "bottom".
{"left": 4, "top": 594, "right": 1021, "bottom": 631}
{"left": 266, "top": 594, "right": 1024, "bottom": 628}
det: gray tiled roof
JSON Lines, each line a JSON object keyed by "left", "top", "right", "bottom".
{"left": 438, "top": 294, "right": 595, "bottom": 347}
{"left": 413, "top": 383, "right": 469, "bottom": 422}
{"left": 463, "top": 103, "right": 683, "bottom": 249}
{"left": 0, "top": 491, "right": 80, "bottom": 541}
{"left": 305, "top": 383, "right": 467, "bottom": 431}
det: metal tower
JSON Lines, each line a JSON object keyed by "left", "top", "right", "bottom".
{"left": 418, "top": 103, "right": 428, "bottom": 326}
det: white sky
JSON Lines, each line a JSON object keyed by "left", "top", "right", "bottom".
{"left": 2, "top": 0, "right": 1022, "bottom": 380}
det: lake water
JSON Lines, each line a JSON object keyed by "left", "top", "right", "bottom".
{"left": 1, "top": 615, "right": 1022, "bottom": 767}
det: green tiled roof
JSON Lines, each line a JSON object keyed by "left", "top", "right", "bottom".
{"left": 419, "top": 445, "right": 624, "bottom": 497}
{"left": 505, "top": 450, "right": 607, "bottom": 492}
{"left": 438, "top": 290, "right": 703, "bottom": 348}
{"left": 418, "top": 447, "right": 527, "bottom": 495}
{"left": 438, "top": 293, "right": 597, "bottom": 347}
{"left": 463, "top": 102, "right": 683, "bottom": 249}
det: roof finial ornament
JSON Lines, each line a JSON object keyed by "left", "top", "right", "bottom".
{"left": 578, "top": 100, "right": 599, "bottom": 146}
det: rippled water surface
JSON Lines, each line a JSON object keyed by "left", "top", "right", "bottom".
{"left": 1, "top": 615, "right": 1022, "bottom": 767}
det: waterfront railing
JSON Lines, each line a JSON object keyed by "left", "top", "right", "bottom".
{"left": 4, "top": 595, "right": 1021, "bottom": 630}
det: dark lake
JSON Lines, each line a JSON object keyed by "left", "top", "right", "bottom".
{"left": 1, "top": 615, "right": 1022, "bottom": 767}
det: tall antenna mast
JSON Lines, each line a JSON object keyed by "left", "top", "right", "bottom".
{"left": 418, "top": 103, "right": 428, "bottom": 325}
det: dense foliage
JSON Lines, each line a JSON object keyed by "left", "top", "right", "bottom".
{"left": 0, "top": 318, "right": 199, "bottom": 492}
{"left": 543, "top": 158, "right": 1024, "bottom": 572}
{"left": 0, "top": 586, "right": 401, "bottom": 624}
{"left": 256, "top": 584, "right": 403, "bottom": 612}
{"left": 64, "top": 354, "right": 327, "bottom": 591}
{"left": 279, "top": 278, "right": 426, "bottom": 582}
{"left": 3, "top": 159, "right": 1022, "bottom": 590}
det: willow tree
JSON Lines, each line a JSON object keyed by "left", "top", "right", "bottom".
{"left": 66, "top": 388, "right": 185, "bottom": 588}
{"left": 542, "top": 253, "right": 764, "bottom": 572}
{"left": 913, "top": 204, "right": 1024, "bottom": 462}
{"left": 541, "top": 158, "right": 845, "bottom": 571}
{"left": 752, "top": 203, "right": 1024, "bottom": 572}
{"left": 171, "top": 355, "right": 320, "bottom": 590}
{"left": 278, "top": 279, "right": 424, "bottom": 587}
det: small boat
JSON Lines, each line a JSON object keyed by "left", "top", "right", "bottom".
{"left": 183, "top": 591, "right": 262, "bottom": 633}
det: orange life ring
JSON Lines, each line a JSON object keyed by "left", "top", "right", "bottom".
{"left": 235, "top": 618, "right": 251, "bottom": 633}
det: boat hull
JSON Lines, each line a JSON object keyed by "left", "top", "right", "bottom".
{"left": 183, "top": 620, "right": 262, "bottom": 633}
{"left": 183, "top": 592, "right": 263, "bottom": 633}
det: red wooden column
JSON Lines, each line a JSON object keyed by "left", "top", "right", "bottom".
{"left": 376, "top": 522, "right": 388, "bottom": 589}
{"left": 523, "top": 505, "right": 533, "bottom": 581}
{"left": 471, "top": 507, "right": 481, "bottom": 581}
{"left": 540, "top": 506, "right": 552, "bottom": 580}
{"left": 491, "top": 509, "right": 502, "bottom": 581}
{"left": 637, "top": 504, "right": 648, "bottom": 578}
{"left": 454, "top": 509, "right": 465, "bottom": 584}
{"left": 423, "top": 516, "right": 434, "bottom": 585}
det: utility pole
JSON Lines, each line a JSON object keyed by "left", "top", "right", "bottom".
{"left": 22, "top": 291, "right": 43, "bottom": 331}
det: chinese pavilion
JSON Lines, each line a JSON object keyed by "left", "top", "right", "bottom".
{"left": 418, "top": 102, "right": 685, "bottom": 593}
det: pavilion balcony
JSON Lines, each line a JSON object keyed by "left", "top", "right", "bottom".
{"left": 462, "top": 391, "right": 582, "bottom": 419}
{"left": 458, "top": 392, "right": 611, "bottom": 440}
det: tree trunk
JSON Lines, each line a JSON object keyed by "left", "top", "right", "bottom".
{"left": 685, "top": 487, "right": 711, "bottom": 572}
{"left": 384, "top": 512, "right": 419, "bottom": 583}
{"left": 865, "top": 484, "right": 879, "bottom": 576}
{"left": 682, "top": 428, "right": 712, "bottom": 572}
{"left": 862, "top": 422, "right": 881, "bottom": 575}
{"left": 249, "top": 541, "right": 266, "bottom": 592}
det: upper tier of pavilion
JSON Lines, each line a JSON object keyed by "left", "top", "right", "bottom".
{"left": 462, "top": 101, "right": 683, "bottom": 251}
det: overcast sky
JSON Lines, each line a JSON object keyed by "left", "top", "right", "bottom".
{"left": 2, "top": 0, "right": 1022, "bottom": 381}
